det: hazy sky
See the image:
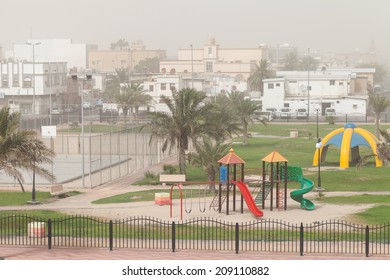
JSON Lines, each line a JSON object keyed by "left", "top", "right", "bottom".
{"left": 1, "top": 0, "right": 390, "bottom": 59}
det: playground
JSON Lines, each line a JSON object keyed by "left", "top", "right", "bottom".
{"left": 58, "top": 122, "right": 389, "bottom": 224}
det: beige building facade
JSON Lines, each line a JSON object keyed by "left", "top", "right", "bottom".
{"left": 160, "top": 38, "right": 268, "bottom": 80}
{"left": 88, "top": 41, "right": 166, "bottom": 73}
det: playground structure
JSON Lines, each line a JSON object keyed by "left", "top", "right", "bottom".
{"left": 168, "top": 148, "right": 315, "bottom": 220}
{"left": 313, "top": 122, "right": 383, "bottom": 168}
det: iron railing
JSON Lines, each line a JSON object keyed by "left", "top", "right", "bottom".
{"left": 0, "top": 214, "right": 389, "bottom": 257}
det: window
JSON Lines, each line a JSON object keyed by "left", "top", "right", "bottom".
{"left": 149, "top": 85, "right": 154, "bottom": 91}
{"left": 170, "top": 83, "right": 176, "bottom": 90}
{"left": 13, "top": 79, "right": 19, "bottom": 87}
{"left": 339, "top": 82, "right": 344, "bottom": 85}
{"left": 23, "top": 78, "right": 32, "bottom": 87}
{"left": 206, "top": 61, "right": 213, "bottom": 73}
{"left": 1, "top": 79, "right": 8, "bottom": 87}
{"left": 121, "top": 60, "right": 127, "bottom": 65}
{"left": 353, "top": 104, "right": 358, "bottom": 109}
{"left": 276, "top": 83, "right": 280, "bottom": 87}
{"left": 208, "top": 47, "right": 212, "bottom": 56}
{"left": 330, "top": 80, "right": 335, "bottom": 85}
{"left": 161, "top": 83, "right": 166, "bottom": 90}
{"left": 268, "top": 83, "right": 274, "bottom": 89}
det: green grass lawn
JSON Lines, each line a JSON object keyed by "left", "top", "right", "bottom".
{"left": 0, "top": 191, "right": 81, "bottom": 206}
{"left": 2, "top": 123, "right": 390, "bottom": 224}
{"left": 0, "top": 191, "right": 53, "bottom": 206}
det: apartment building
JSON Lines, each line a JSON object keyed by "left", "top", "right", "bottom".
{"left": 88, "top": 41, "right": 166, "bottom": 73}
{"left": 160, "top": 38, "right": 268, "bottom": 80}
{"left": 0, "top": 61, "right": 67, "bottom": 114}
{"left": 262, "top": 69, "right": 375, "bottom": 116}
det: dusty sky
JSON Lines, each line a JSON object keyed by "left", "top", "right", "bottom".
{"left": 1, "top": 0, "right": 390, "bottom": 60}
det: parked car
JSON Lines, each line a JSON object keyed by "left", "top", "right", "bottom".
{"left": 51, "top": 107, "right": 63, "bottom": 115}
{"left": 265, "top": 108, "right": 278, "bottom": 118}
{"left": 280, "top": 108, "right": 291, "bottom": 119}
{"left": 325, "top": 108, "right": 336, "bottom": 117}
{"left": 83, "top": 102, "right": 91, "bottom": 109}
{"left": 296, "top": 108, "right": 308, "bottom": 119}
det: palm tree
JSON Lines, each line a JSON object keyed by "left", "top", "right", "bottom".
{"left": 0, "top": 108, "right": 55, "bottom": 189}
{"left": 204, "top": 94, "right": 242, "bottom": 142}
{"left": 188, "top": 137, "right": 229, "bottom": 192}
{"left": 144, "top": 88, "right": 213, "bottom": 174}
{"left": 110, "top": 38, "right": 130, "bottom": 50}
{"left": 117, "top": 83, "right": 153, "bottom": 122}
{"left": 226, "top": 91, "right": 265, "bottom": 145}
{"left": 368, "top": 93, "right": 390, "bottom": 137}
{"left": 247, "top": 59, "right": 274, "bottom": 93}
{"left": 282, "top": 52, "right": 300, "bottom": 70}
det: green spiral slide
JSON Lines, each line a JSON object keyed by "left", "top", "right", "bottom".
{"left": 290, "top": 176, "right": 315, "bottom": 210}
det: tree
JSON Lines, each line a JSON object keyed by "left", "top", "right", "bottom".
{"left": 205, "top": 94, "right": 242, "bottom": 142}
{"left": 226, "top": 91, "right": 265, "bottom": 145}
{"left": 104, "top": 67, "right": 130, "bottom": 102}
{"left": 0, "top": 108, "right": 55, "bottom": 188}
{"left": 282, "top": 52, "right": 300, "bottom": 70}
{"left": 110, "top": 38, "right": 129, "bottom": 50}
{"left": 247, "top": 59, "right": 274, "bottom": 93}
{"left": 188, "top": 137, "right": 229, "bottom": 192}
{"left": 299, "top": 55, "right": 318, "bottom": 71}
{"left": 116, "top": 83, "right": 153, "bottom": 122}
{"left": 144, "top": 88, "right": 214, "bottom": 174}
{"left": 133, "top": 57, "right": 160, "bottom": 73}
{"left": 368, "top": 93, "right": 390, "bottom": 137}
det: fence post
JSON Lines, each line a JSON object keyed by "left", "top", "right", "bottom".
{"left": 172, "top": 222, "right": 176, "bottom": 253}
{"left": 365, "top": 225, "right": 369, "bottom": 257}
{"left": 299, "top": 223, "right": 304, "bottom": 256}
{"left": 109, "top": 220, "right": 113, "bottom": 251}
{"left": 47, "top": 219, "right": 52, "bottom": 250}
{"left": 235, "top": 223, "right": 239, "bottom": 254}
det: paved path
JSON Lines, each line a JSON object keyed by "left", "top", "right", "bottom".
{"left": 1, "top": 246, "right": 389, "bottom": 260}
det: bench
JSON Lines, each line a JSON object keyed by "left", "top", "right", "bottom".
{"left": 50, "top": 185, "right": 67, "bottom": 198}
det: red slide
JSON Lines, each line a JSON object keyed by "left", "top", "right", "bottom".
{"left": 232, "top": 180, "right": 263, "bottom": 218}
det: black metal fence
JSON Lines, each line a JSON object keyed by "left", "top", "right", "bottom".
{"left": 0, "top": 215, "right": 389, "bottom": 257}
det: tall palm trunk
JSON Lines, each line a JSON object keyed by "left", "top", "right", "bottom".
{"left": 375, "top": 113, "right": 381, "bottom": 138}
{"left": 178, "top": 145, "right": 186, "bottom": 174}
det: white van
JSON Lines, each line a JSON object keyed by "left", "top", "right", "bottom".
{"left": 296, "top": 108, "right": 308, "bottom": 119}
{"left": 280, "top": 108, "right": 291, "bottom": 119}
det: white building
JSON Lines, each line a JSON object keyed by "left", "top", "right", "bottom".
{"left": 0, "top": 61, "right": 67, "bottom": 114}
{"left": 6, "top": 39, "right": 91, "bottom": 69}
{"left": 262, "top": 69, "right": 374, "bottom": 116}
{"left": 141, "top": 74, "right": 248, "bottom": 113}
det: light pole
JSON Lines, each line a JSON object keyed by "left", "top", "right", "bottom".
{"left": 190, "top": 44, "right": 194, "bottom": 88}
{"left": 315, "top": 138, "right": 324, "bottom": 191}
{"left": 316, "top": 108, "right": 320, "bottom": 139}
{"left": 307, "top": 48, "right": 310, "bottom": 123}
{"left": 26, "top": 41, "right": 41, "bottom": 115}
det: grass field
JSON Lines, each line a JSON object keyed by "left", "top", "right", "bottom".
{"left": 1, "top": 123, "right": 389, "bottom": 224}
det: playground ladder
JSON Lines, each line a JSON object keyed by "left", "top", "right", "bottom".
{"left": 254, "top": 182, "right": 271, "bottom": 205}
{"left": 209, "top": 184, "right": 232, "bottom": 211}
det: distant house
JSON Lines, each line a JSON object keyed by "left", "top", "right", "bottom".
{"left": 262, "top": 69, "right": 375, "bottom": 116}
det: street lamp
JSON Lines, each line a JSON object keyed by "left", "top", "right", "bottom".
{"left": 190, "top": 44, "right": 194, "bottom": 88}
{"left": 315, "top": 108, "right": 320, "bottom": 139}
{"left": 315, "top": 138, "right": 324, "bottom": 191}
{"left": 71, "top": 74, "right": 92, "bottom": 188}
{"left": 26, "top": 41, "right": 41, "bottom": 115}
{"left": 307, "top": 48, "right": 310, "bottom": 123}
